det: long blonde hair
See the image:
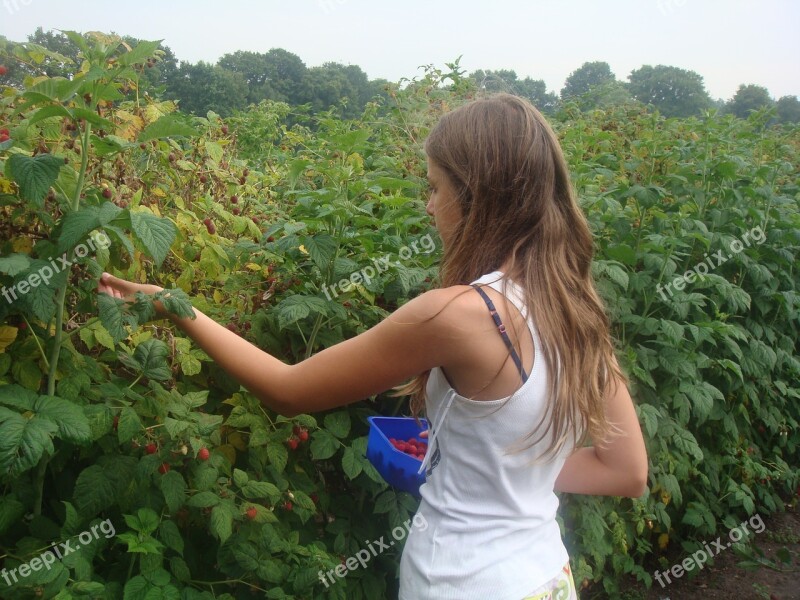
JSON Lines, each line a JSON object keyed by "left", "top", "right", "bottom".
{"left": 392, "top": 93, "right": 625, "bottom": 459}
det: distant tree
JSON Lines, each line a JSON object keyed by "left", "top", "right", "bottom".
{"left": 121, "top": 35, "right": 179, "bottom": 93}
{"left": 628, "top": 65, "right": 713, "bottom": 118}
{"left": 0, "top": 28, "right": 80, "bottom": 86}
{"left": 305, "top": 62, "right": 382, "bottom": 118}
{"left": 776, "top": 95, "right": 800, "bottom": 124}
{"left": 561, "top": 61, "right": 615, "bottom": 99}
{"left": 261, "top": 49, "right": 309, "bottom": 104}
{"left": 572, "top": 80, "right": 635, "bottom": 111}
{"left": 469, "top": 69, "right": 558, "bottom": 112}
{"left": 165, "top": 61, "right": 248, "bottom": 117}
{"left": 726, "top": 84, "right": 774, "bottom": 118}
{"left": 27, "top": 27, "right": 80, "bottom": 77}
{"left": 217, "top": 48, "right": 309, "bottom": 105}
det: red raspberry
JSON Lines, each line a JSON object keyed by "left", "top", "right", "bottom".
{"left": 287, "top": 438, "right": 299, "bottom": 450}
{"left": 197, "top": 448, "right": 210, "bottom": 461}
{"left": 298, "top": 430, "right": 309, "bottom": 442}
{"left": 145, "top": 443, "right": 157, "bottom": 454}
{"left": 158, "top": 463, "right": 170, "bottom": 474}
{"left": 246, "top": 507, "right": 257, "bottom": 520}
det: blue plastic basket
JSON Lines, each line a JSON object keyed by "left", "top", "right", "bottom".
{"left": 366, "top": 416, "right": 429, "bottom": 497}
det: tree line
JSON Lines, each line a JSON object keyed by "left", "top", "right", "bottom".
{"left": 1, "top": 28, "right": 798, "bottom": 124}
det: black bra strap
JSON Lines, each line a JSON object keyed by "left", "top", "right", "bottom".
{"left": 471, "top": 284, "right": 529, "bottom": 383}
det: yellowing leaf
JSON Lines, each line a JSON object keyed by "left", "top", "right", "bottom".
{"left": 11, "top": 237, "right": 33, "bottom": 253}
{"left": 0, "top": 177, "right": 16, "bottom": 194}
{"left": 144, "top": 100, "right": 177, "bottom": 124}
{"left": 228, "top": 432, "right": 248, "bottom": 451}
{"left": 298, "top": 245, "right": 308, "bottom": 255}
{"left": 246, "top": 263, "right": 262, "bottom": 272}
{"left": 217, "top": 444, "right": 237, "bottom": 466}
{"left": 0, "top": 326, "right": 19, "bottom": 353}
{"left": 213, "top": 290, "right": 225, "bottom": 304}
{"left": 115, "top": 110, "right": 145, "bottom": 140}
{"left": 658, "top": 533, "right": 670, "bottom": 549}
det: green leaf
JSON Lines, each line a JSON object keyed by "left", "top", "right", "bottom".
{"left": 97, "top": 293, "right": 128, "bottom": 343}
{"left": 0, "top": 384, "right": 37, "bottom": 411}
{"left": 0, "top": 407, "right": 58, "bottom": 475}
{"left": 125, "top": 507, "right": 160, "bottom": 535}
{"left": 209, "top": 503, "right": 234, "bottom": 544}
{"left": 5, "top": 153, "right": 64, "bottom": 207}
{"left": 123, "top": 575, "right": 151, "bottom": 600}
{"left": 160, "top": 471, "right": 187, "bottom": 513}
{"left": 73, "top": 464, "right": 117, "bottom": 516}
{"left": 130, "top": 211, "right": 177, "bottom": 268}
{"left": 187, "top": 491, "right": 220, "bottom": 508}
{"left": 342, "top": 446, "right": 363, "bottom": 479}
{"left": 0, "top": 254, "right": 32, "bottom": 276}
{"left": 275, "top": 295, "right": 328, "bottom": 330}
{"left": 117, "top": 406, "right": 142, "bottom": 443}
{"left": 310, "top": 430, "right": 339, "bottom": 460}
{"left": 324, "top": 411, "right": 351, "bottom": 439}
{"left": 169, "top": 556, "right": 191, "bottom": 582}
{"left": 242, "top": 480, "right": 281, "bottom": 502}
{"left": 233, "top": 468, "right": 249, "bottom": 487}
{"left": 267, "top": 442, "right": 288, "bottom": 473}
{"left": 91, "top": 134, "right": 129, "bottom": 157}
{"left": 134, "top": 339, "right": 172, "bottom": 381}
{"left": 303, "top": 234, "right": 338, "bottom": 271}
{"left": 0, "top": 497, "right": 25, "bottom": 534}
{"left": 27, "top": 104, "right": 74, "bottom": 127}
{"left": 153, "top": 288, "right": 195, "bottom": 320}
{"left": 33, "top": 395, "right": 92, "bottom": 444}
{"left": 159, "top": 519, "right": 184, "bottom": 556}
{"left": 118, "top": 40, "right": 162, "bottom": 66}
{"left": 70, "top": 107, "right": 114, "bottom": 129}
{"left": 138, "top": 115, "right": 199, "bottom": 143}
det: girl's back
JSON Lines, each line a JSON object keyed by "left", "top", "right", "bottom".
{"left": 400, "top": 270, "right": 574, "bottom": 600}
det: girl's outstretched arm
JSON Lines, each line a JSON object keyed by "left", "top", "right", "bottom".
{"left": 554, "top": 373, "right": 648, "bottom": 498}
{"left": 97, "top": 272, "right": 462, "bottom": 417}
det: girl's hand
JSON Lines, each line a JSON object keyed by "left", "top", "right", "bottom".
{"left": 97, "top": 272, "right": 166, "bottom": 316}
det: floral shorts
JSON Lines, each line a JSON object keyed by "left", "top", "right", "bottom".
{"left": 521, "top": 562, "right": 578, "bottom": 600}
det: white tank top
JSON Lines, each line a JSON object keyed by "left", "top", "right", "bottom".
{"left": 399, "top": 270, "right": 574, "bottom": 600}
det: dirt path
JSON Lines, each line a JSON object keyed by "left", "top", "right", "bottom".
{"left": 589, "top": 505, "right": 800, "bottom": 599}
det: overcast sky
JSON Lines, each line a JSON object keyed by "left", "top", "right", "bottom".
{"left": 1, "top": 0, "right": 798, "bottom": 100}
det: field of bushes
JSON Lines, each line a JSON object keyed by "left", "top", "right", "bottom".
{"left": 0, "top": 34, "right": 798, "bottom": 599}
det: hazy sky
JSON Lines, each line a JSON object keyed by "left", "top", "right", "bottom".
{"left": 1, "top": 0, "right": 798, "bottom": 100}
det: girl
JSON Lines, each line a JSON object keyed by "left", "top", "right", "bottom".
{"left": 98, "top": 93, "right": 648, "bottom": 600}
